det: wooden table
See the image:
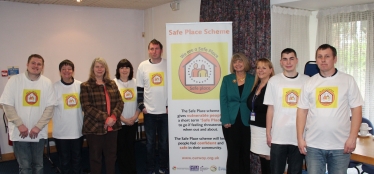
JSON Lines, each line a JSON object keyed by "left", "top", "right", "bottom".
{"left": 351, "top": 136, "right": 374, "bottom": 165}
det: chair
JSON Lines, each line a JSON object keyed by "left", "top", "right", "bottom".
{"left": 348, "top": 117, "right": 374, "bottom": 173}
{"left": 304, "top": 61, "right": 319, "bottom": 77}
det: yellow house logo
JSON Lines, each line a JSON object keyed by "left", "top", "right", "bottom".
{"left": 66, "top": 95, "right": 78, "bottom": 107}
{"left": 25, "top": 92, "right": 38, "bottom": 105}
{"left": 152, "top": 73, "right": 163, "bottom": 85}
{"left": 123, "top": 89, "right": 134, "bottom": 100}
{"left": 179, "top": 52, "right": 221, "bottom": 94}
{"left": 319, "top": 89, "right": 334, "bottom": 106}
{"left": 285, "top": 90, "right": 298, "bottom": 106}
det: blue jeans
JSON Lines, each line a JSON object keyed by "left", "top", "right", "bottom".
{"left": 13, "top": 139, "right": 46, "bottom": 174}
{"left": 55, "top": 137, "right": 84, "bottom": 174}
{"left": 305, "top": 146, "right": 350, "bottom": 174}
{"left": 144, "top": 113, "right": 169, "bottom": 172}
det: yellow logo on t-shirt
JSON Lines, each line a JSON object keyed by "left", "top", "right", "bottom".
{"left": 149, "top": 72, "right": 164, "bottom": 87}
{"left": 23, "top": 89, "right": 40, "bottom": 106}
{"left": 316, "top": 87, "right": 338, "bottom": 108}
{"left": 63, "top": 93, "right": 80, "bottom": 109}
{"left": 120, "top": 88, "right": 135, "bottom": 102}
{"left": 282, "top": 88, "right": 300, "bottom": 108}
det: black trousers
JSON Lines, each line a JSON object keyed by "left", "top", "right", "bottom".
{"left": 270, "top": 144, "right": 304, "bottom": 174}
{"left": 117, "top": 123, "right": 138, "bottom": 174}
{"left": 86, "top": 131, "right": 118, "bottom": 174}
{"left": 222, "top": 115, "right": 251, "bottom": 174}
{"left": 55, "top": 137, "right": 84, "bottom": 174}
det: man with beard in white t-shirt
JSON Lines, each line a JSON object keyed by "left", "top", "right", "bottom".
{"left": 296, "top": 44, "right": 363, "bottom": 174}
{"left": 264, "top": 48, "right": 309, "bottom": 174}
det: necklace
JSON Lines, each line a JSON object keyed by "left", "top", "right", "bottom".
{"left": 236, "top": 74, "right": 246, "bottom": 82}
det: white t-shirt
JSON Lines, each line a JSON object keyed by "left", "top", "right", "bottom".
{"left": 0, "top": 73, "right": 56, "bottom": 142}
{"left": 298, "top": 71, "right": 364, "bottom": 150}
{"left": 264, "top": 73, "right": 310, "bottom": 145}
{"left": 136, "top": 59, "right": 168, "bottom": 114}
{"left": 52, "top": 80, "right": 83, "bottom": 139}
{"left": 114, "top": 78, "right": 139, "bottom": 125}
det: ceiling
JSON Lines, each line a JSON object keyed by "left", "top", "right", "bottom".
{"left": 277, "top": 0, "right": 374, "bottom": 11}
{"left": 0, "top": 0, "right": 175, "bottom": 10}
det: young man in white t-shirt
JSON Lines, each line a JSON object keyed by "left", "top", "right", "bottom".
{"left": 296, "top": 44, "right": 363, "bottom": 174}
{"left": 264, "top": 48, "right": 309, "bottom": 174}
{"left": 137, "top": 39, "right": 168, "bottom": 174}
{"left": 0, "top": 54, "right": 56, "bottom": 173}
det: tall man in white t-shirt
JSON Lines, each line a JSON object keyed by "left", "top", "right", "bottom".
{"left": 137, "top": 39, "right": 168, "bottom": 174}
{"left": 264, "top": 48, "right": 309, "bottom": 174}
{"left": 296, "top": 44, "right": 363, "bottom": 174}
{"left": 0, "top": 54, "right": 56, "bottom": 174}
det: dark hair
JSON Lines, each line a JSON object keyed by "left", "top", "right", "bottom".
{"left": 28, "top": 54, "right": 44, "bottom": 64}
{"left": 59, "top": 59, "right": 75, "bottom": 71}
{"left": 115, "top": 59, "right": 134, "bottom": 80}
{"left": 148, "top": 39, "right": 163, "bottom": 50}
{"left": 281, "top": 48, "right": 297, "bottom": 58}
{"left": 316, "top": 44, "right": 337, "bottom": 58}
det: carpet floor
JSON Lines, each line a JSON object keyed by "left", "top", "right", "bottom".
{"left": 0, "top": 141, "right": 162, "bottom": 174}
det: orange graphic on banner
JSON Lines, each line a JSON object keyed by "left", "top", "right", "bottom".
{"left": 178, "top": 52, "right": 221, "bottom": 94}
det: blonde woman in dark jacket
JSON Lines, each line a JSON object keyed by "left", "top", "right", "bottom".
{"left": 80, "top": 57, "right": 124, "bottom": 174}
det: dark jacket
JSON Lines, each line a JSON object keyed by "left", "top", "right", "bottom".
{"left": 80, "top": 78, "right": 124, "bottom": 135}
{"left": 220, "top": 73, "right": 255, "bottom": 126}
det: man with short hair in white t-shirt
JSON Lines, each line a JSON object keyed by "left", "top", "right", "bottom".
{"left": 296, "top": 44, "right": 363, "bottom": 174}
{"left": 264, "top": 48, "right": 309, "bottom": 174}
{"left": 137, "top": 39, "right": 168, "bottom": 174}
{"left": 0, "top": 54, "right": 56, "bottom": 174}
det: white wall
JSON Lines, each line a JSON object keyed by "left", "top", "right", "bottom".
{"left": 144, "top": 0, "right": 201, "bottom": 56}
{"left": 0, "top": 1, "right": 144, "bottom": 154}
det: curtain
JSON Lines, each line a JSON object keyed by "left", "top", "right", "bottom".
{"left": 271, "top": 6, "right": 311, "bottom": 74}
{"left": 200, "top": 1, "right": 270, "bottom": 173}
{"left": 317, "top": 3, "right": 374, "bottom": 123}
{"left": 200, "top": 0, "right": 271, "bottom": 75}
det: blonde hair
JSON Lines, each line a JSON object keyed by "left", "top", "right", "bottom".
{"left": 251, "top": 58, "right": 275, "bottom": 91}
{"left": 88, "top": 57, "right": 111, "bottom": 82}
{"left": 230, "top": 53, "right": 250, "bottom": 73}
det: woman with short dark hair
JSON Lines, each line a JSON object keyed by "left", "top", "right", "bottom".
{"left": 114, "top": 59, "right": 140, "bottom": 174}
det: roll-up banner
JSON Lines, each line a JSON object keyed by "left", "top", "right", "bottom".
{"left": 166, "top": 22, "right": 232, "bottom": 173}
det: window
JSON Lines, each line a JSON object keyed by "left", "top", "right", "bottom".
{"left": 317, "top": 5, "right": 374, "bottom": 122}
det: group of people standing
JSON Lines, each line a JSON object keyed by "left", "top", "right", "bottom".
{"left": 220, "top": 44, "right": 363, "bottom": 174}
{"left": 0, "top": 39, "right": 169, "bottom": 174}
{"left": 0, "top": 40, "right": 364, "bottom": 174}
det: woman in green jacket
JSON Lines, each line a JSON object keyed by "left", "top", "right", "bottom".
{"left": 220, "top": 53, "right": 254, "bottom": 174}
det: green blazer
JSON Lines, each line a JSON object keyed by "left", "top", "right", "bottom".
{"left": 220, "top": 73, "right": 255, "bottom": 126}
